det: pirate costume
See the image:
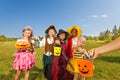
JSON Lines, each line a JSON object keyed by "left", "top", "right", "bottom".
{"left": 40, "top": 25, "right": 57, "bottom": 80}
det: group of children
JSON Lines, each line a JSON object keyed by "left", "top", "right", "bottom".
{"left": 12, "top": 25, "right": 94, "bottom": 80}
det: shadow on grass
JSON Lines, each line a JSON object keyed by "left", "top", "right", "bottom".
{"left": 98, "top": 56, "right": 120, "bottom": 64}
{"left": 0, "top": 66, "right": 45, "bottom": 80}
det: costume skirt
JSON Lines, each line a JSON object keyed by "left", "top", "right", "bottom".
{"left": 66, "top": 58, "right": 80, "bottom": 74}
{"left": 58, "top": 55, "right": 74, "bottom": 80}
{"left": 52, "top": 56, "right": 60, "bottom": 80}
{"left": 13, "top": 51, "right": 35, "bottom": 70}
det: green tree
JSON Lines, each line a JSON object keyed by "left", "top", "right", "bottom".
{"left": 0, "top": 35, "right": 7, "bottom": 41}
{"left": 93, "top": 36, "right": 99, "bottom": 41}
{"left": 104, "top": 29, "right": 112, "bottom": 42}
{"left": 84, "top": 36, "right": 94, "bottom": 40}
{"left": 99, "top": 32, "right": 105, "bottom": 40}
{"left": 112, "top": 25, "right": 118, "bottom": 40}
{"left": 117, "top": 27, "right": 120, "bottom": 37}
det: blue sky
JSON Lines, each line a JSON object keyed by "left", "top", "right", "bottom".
{"left": 0, "top": 0, "right": 120, "bottom": 38}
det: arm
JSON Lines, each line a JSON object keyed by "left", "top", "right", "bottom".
{"left": 77, "top": 47, "right": 87, "bottom": 54}
{"left": 92, "top": 37, "right": 120, "bottom": 59}
{"left": 54, "top": 38, "right": 61, "bottom": 45}
{"left": 72, "top": 46, "right": 77, "bottom": 53}
{"left": 31, "top": 40, "right": 35, "bottom": 48}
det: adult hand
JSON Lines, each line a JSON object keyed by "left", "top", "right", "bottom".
{"left": 91, "top": 49, "right": 101, "bottom": 59}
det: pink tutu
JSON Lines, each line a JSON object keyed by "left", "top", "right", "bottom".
{"left": 13, "top": 51, "right": 35, "bottom": 70}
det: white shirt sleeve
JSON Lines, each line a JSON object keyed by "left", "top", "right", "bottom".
{"left": 39, "top": 37, "right": 46, "bottom": 47}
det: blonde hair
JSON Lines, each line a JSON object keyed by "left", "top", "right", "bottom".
{"left": 78, "top": 36, "right": 86, "bottom": 43}
{"left": 22, "top": 26, "right": 33, "bottom": 44}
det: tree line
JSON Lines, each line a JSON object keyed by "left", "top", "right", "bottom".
{"left": 85, "top": 25, "right": 120, "bottom": 42}
{"left": 0, "top": 25, "right": 120, "bottom": 42}
{"left": 0, "top": 35, "right": 17, "bottom": 42}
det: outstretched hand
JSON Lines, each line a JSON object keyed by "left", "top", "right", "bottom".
{"left": 87, "top": 48, "right": 100, "bottom": 59}
{"left": 91, "top": 49, "right": 101, "bottom": 59}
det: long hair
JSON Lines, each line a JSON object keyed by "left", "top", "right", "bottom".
{"left": 22, "top": 26, "right": 33, "bottom": 43}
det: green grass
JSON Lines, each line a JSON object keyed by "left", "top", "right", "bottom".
{"left": 0, "top": 41, "right": 120, "bottom": 80}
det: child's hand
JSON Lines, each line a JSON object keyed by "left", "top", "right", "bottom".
{"left": 88, "top": 49, "right": 95, "bottom": 58}
{"left": 55, "top": 40, "right": 60, "bottom": 45}
{"left": 78, "top": 48, "right": 86, "bottom": 53}
{"left": 26, "top": 47, "right": 34, "bottom": 53}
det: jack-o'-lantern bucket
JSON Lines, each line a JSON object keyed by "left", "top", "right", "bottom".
{"left": 54, "top": 46, "right": 62, "bottom": 56}
{"left": 77, "top": 59, "right": 94, "bottom": 77}
{"left": 15, "top": 41, "right": 30, "bottom": 49}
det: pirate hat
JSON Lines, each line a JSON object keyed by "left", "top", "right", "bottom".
{"left": 45, "top": 25, "right": 57, "bottom": 34}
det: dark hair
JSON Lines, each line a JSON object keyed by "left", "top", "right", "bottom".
{"left": 57, "top": 29, "right": 68, "bottom": 40}
{"left": 45, "top": 25, "right": 57, "bottom": 34}
{"left": 71, "top": 28, "right": 78, "bottom": 33}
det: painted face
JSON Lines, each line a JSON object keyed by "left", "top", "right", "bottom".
{"left": 71, "top": 29, "right": 78, "bottom": 37}
{"left": 23, "top": 30, "right": 32, "bottom": 38}
{"left": 48, "top": 29, "right": 56, "bottom": 37}
{"left": 59, "top": 33, "right": 66, "bottom": 41}
{"left": 77, "top": 59, "right": 94, "bottom": 77}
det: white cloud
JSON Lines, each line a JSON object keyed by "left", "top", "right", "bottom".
{"left": 101, "top": 14, "right": 109, "bottom": 18}
{"left": 90, "top": 14, "right": 109, "bottom": 19}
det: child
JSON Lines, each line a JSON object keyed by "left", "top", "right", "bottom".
{"left": 52, "top": 29, "right": 73, "bottom": 80}
{"left": 13, "top": 27, "right": 35, "bottom": 80}
{"left": 67, "top": 36, "right": 87, "bottom": 80}
{"left": 40, "top": 25, "right": 57, "bottom": 80}
{"left": 67, "top": 25, "right": 82, "bottom": 58}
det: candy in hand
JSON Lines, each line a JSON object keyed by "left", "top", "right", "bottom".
{"left": 88, "top": 49, "right": 95, "bottom": 57}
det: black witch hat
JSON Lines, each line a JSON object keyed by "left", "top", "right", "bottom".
{"left": 57, "top": 29, "right": 68, "bottom": 40}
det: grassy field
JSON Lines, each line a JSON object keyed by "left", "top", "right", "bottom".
{"left": 0, "top": 41, "right": 120, "bottom": 80}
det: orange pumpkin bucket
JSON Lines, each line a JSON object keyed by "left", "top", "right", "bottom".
{"left": 77, "top": 59, "right": 94, "bottom": 77}
{"left": 15, "top": 41, "right": 31, "bottom": 49}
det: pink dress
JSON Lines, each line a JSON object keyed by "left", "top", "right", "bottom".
{"left": 13, "top": 39, "right": 35, "bottom": 70}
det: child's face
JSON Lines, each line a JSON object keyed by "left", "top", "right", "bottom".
{"left": 59, "top": 33, "right": 66, "bottom": 41}
{"left": 23, "top": 30, "right": 32, "bottom": 38}
{"left": 48, "top": 29, "right": 56, "bottom": 37}
{"left": 71, "top": 29, "right": 77, "bottom": 37}
{"left": 77, "top": 38, "right": 86, "bottom": 47}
